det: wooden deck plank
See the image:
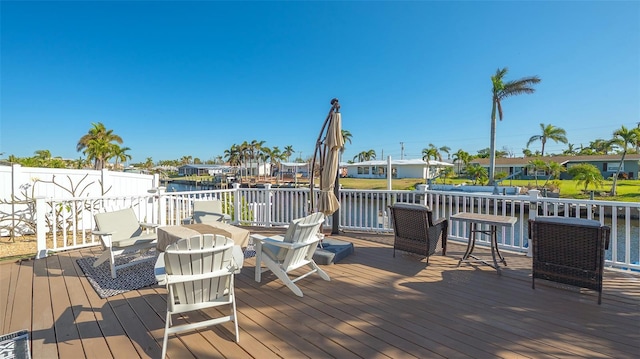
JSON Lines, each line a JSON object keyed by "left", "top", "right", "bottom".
{"left": 57, "top": 251, "right": 114, "bottom": 359}
{"left": 31, "top": 256, "right": 58, "bottom": 358}
{"left": 47, "top": 254, "right": 86, "bottom": 358}
{"left": 2, "top": 230, "right": 639, "bottom": 359}
{"left": 73, "top": 247, "right": 142, "bottom": 359}
{"left": 0, "top": 259, "right": 20, "bottom": 334}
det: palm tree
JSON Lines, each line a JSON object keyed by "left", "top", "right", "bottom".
{"left": 439, "top": 146, "right": 451, "bottom": 160}
{"left": 353, "top": 150, "right": 376, "bottom": 162}
{"left": 76, "top": 122, "right": 124, "bottom": 170}
{"left": 610, "top": 125, "right": 640, "bottom": 195}
{"left": 283, "top": 145, "right": 295, "bottom": 162}
{"left": 112, "top": 146, "right": 132, "bottom": 170}
{"left": 144, "top": 157, "right": 154, "bottom": 169}
{"left": 563, "top": 143, "right": 577, "bottom": 156}
{"left": 489, "top": 67, "right": 541, "bottom": 184}
{"left": 568, "top": 163, "right": 604, "bottom": 192}
{"left": 341, "top": 129, "right": 353, "bottom": 151}
{"left": 452, "top": 149, "right": 470, "bottom": 176}
{"left": 422, "top": 144, "right": 442, "bottom": 182}
{"left": 526, "top": 123, "right": 568, "bottom": 156}
{"left": 527, "top": 158, "right": 547, "bottom": 188}
{"left": 542, "top": 161, "right": 565, "bottom": 189}
{"left": 466, "top": 164, "right": 488, "bottom": 185}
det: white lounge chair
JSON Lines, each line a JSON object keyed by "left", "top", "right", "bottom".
{"left": 184, "top": 199, "right": 231, "bottom": 225}
{"left": 252, "top": 212, "right": 329, "bottom": 297}
{"left": 92, "top": 208, "right": 158, "bottom": 278}
{"left": 161, "top": 234, "right": 240, "bottom": 358}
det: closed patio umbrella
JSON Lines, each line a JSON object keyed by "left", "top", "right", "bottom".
{"left": 311, "top": 99, "right": 344, "bottom": 217}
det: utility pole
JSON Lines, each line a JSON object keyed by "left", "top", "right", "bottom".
{"left": 400, "top": 142, "right": 404, "bottom": 160}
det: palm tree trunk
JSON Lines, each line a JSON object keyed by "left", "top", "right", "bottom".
{"left": 489, "top": 101, "right": 498, "bottom": 185}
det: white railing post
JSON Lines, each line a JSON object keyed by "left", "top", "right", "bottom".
{"left": 157, "top": 186, "right": 167, "bottom": 226}
{"left": 232, "top": 183, "right": 241, "bottom": 224}
{"left": 264, "top": 183, "right": 273, "bottom": 226}
{"left": 35, "top": 196, "right": 48, "bottom": 259}
{"left": 527, "top": 189, "right": 541, "bottom": 257}
{"left": 415, "top": 184, "right": 428, "bottom": 206}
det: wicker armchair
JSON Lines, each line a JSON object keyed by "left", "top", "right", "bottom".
{"left": 388, "top": 203, "right": 448, "bottom": 265}
{"left": 528, "top": 216, "right": 610, "bottom": 304}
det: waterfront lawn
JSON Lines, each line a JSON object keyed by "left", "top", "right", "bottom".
{"left": 339, "top": 178, "right": 640, "bottom": 202}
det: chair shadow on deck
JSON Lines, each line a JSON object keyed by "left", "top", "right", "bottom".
{"left": 28, "top": 290, "right": 243, "bottom": 359}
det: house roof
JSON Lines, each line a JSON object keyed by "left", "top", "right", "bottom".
{"left": 470, "top": 154, "right": 640, "bottom": 166}
{"left": 346, "top": 159, "right": 453, "bottom": 167}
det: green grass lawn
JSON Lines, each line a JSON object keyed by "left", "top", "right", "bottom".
{"left": 338, "top": 177, "right": 640, "bottom": 202}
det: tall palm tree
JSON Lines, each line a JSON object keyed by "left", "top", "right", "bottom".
{"left": 610, "top": 125, "right": 640, "bottom": 195}
{"left": 77, "top": 122, "right": 123, "bottom": 170}
{"left": 283, "top": 145, "right": 295, "bottom": 162}
{"left": 439, "top": 146, "right": 451, "bottom": 160}
{"left": 489, "top": 67, "right": 541, "bottom": 184}
{"left": 526, "top": 123, "right": 568, "bottom": 156}
{"left": 341, "top": 129, "right": 353, "bottom": 152}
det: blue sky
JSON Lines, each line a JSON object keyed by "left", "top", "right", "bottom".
{"left": 1, "top": 1, "right": 639, "bottom": 165}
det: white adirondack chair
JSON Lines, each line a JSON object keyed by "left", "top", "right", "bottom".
{"left": 252, "top": 212, "right": 330, "bottom": 297}
{"left": 92, "top": 208, "right": 158, "bottom": 278}
{"left": 161, "top": 234, "right": 240, "bottom": 359}
{"left": 184, "top": 199, "right": 231, "bottom": 225}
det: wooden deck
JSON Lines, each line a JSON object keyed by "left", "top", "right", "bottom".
{"left": 2, "top": 228, "right": 639, "bottom": 359}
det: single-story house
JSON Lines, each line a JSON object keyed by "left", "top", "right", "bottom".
{"left": 470, "top": 154, "right": 640, "bottom": 180}
{"left": 178, "top": 164, "right": 239, "bottom": 176}
{"left": 344, "top": 159, "right": 453, "bottom": 180}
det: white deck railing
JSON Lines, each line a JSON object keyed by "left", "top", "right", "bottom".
{"left": 32, "top": 184, "right": 640, "bottom": 271}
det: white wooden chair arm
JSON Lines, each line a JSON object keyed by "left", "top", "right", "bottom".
{"left": 140, "top": 222, "right": 159, "bottom": 229}
{"left": 253, "top": 236, "right": 315, "bottom": 249}
{"left": 92, "top": 230, "right": 114, "bottom": 236}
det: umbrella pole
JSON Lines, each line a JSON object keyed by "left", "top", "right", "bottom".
{"left": 309, "top": 98, "right": 340, "bottom": 213}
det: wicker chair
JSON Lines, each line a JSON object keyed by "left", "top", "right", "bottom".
{"left": 388, "top": 203, "right": 448, "bottom": 265}
{"left": 528, "top": 216, "right": 610, "bottom": 304}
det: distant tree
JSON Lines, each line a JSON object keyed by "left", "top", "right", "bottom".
{"left": 526, "top": 123, "right": 568, "bottom": 156}
{"left": 112, "top": 146, "right": 132, "bottom": 169}
{"left": 144, "top": 157, "right": 154, "bottom": 169}
{"left": 488, "top": 67, "right": 541, "bottom": 184}
{"left": 477, "top": 147, "right": 508, "bottom": 159}
{"left": 542, "top": 161, "right": 565, "bottom": 189}
{"left": 34, "top": 149, "right": 51, "bottom": 161}
{"left": 563, "top": 143, "right": 577, "bottom": 156}
{"left": 283, "top": 145, "right": 295, "bottom": 162}
{"left": 568, "top": 163, "right": 604, "bottom": 191}
{"left": 610, "top": 125, "right": 640, "bottom": 195}
{"left": 439, "top": 145, "right": 451, "bottom": 160}
{"left": 527, "top": 158, "right": 547, "bottom": 188}
{"left": 354, "top": 150, "right": 376, "bottom": 162}
{"left": 522, "top": 148, "right": 533, "bottom": 157}
{"left": 193, "top": 157, "right": 202, "bottom": 164}
{"left": 422, "top": 144, "right": 442, "bottom": 182}
{"left": 452, "top": 149, "right": 470, "bottom": 175}
{"left": 466, "top": 164, "right": 488, "bottom": 185}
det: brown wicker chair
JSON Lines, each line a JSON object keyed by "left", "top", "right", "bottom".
{"left": 528, "top": 216, "right": 610, "bottom": 304}
{"left": 388, "top": 203, "right": 448, "bottom": 265}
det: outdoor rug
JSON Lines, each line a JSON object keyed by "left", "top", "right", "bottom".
{"left": 76, "top": 250, "right": 158, "bottom": 299}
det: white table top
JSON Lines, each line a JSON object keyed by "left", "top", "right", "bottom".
{"left": 450, "top": 212, "right": 517, "bottom": 227}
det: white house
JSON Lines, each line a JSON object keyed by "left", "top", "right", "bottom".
{"left": 344, "top": 159, "right": 453, "bottom": 180}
